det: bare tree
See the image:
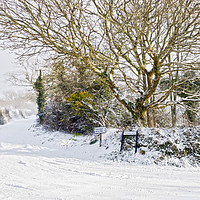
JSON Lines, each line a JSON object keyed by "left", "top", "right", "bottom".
{"left": 0, "top": 0, "right": 199, "bottom": 126}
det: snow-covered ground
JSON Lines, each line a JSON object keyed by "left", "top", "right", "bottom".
{"left": 0, "top": 117, "right": 200, "bottom": 200}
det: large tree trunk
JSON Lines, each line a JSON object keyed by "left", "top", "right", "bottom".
{"left": 135, "top": 99, "right": 146, "bottom": 127}
{"left": 147, "top": 96, "right": 156, "bottom": 128}
{"left": 170, "top": 93, "right": 177, "bottom": 127}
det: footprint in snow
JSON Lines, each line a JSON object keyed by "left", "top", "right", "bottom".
{"left": 18, "top": 160, "right": 26, "bottom": 166}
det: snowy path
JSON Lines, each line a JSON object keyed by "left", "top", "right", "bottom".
{"left": 0, "top": 117, "right": 200, "bottom": 200}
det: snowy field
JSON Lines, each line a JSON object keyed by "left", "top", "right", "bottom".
{"left": 0, "top": 117, "right": 200, "bottom": 200}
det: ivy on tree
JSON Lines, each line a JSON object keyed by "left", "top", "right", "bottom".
{"left": 34, "top": 70, "right": 45, "bottom": 123}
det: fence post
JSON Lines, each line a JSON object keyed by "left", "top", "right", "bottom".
{"left": 135, "top": 130, "right": 139, "bottom": 154}
{"left": 120, "top": 131, "right": 125, "bottom": 152}
{"left": 100, "top": 133, "right": 102, "bottom": 147}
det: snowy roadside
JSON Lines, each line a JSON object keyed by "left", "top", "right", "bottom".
{"left": 0, "top": 107, "right": 34, "bottom": 125}
{"left": 1, "top": 116, "right": 199, "bottom": 166}
{"left": 0, "top": 116, "right": 200, "bottom": 200}
{"left": 29, "top": 119, "right": 200, "bottom": 168}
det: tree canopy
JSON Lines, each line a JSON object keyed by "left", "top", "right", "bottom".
{"left": 0, "top": 0, "right": 199, "bottom": 126}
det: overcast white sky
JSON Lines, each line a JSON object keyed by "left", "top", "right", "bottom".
{"left": 0, "top": 50, "right": 22, "bottom": 96}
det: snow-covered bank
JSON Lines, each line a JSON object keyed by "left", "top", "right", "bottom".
{"left": 0, "top": 91, "right": 36, "bottom": 125}
{"left": 0, "top": 107, "right": 33, "bottom": 125}
{"left": 105, "top": 127, "right": 200, "bottom": 167}
{"left": 0, "top": 117, "right": 200, "bottom": 199}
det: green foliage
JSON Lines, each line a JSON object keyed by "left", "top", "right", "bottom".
{"left": 41, "top": 61, "right": 134, "bottom": 134}
{"left": 90, "top": 139, "right": 98, "bottom": 145}
{"left": 153, "top": 65, "right": 158, "bottom": 74}
{"left": 66, "top": 91, "right": 95, "bottom": 116}
{"left": 34, "top": 71, "right": 45, "bottom": 123}
{"left": 74, "top": 132, "right": 82, "bottom": 137}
